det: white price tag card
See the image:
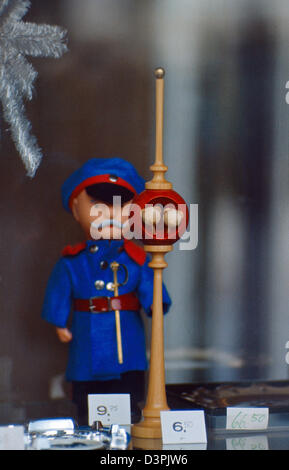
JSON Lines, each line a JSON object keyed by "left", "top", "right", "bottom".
{"left": 88, "top": 394, "right": 131, "bottom": 426}
{"left": 160, "top": 410, "right": 207, "bottom": 445}
{"left": 226, "top": 407, "right": 269, "bottom": 431}
{"left": 0, "top": 425, "right": 25, "bottom": 450}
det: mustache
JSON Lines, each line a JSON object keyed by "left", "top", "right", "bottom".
{"left": 91, "top": 219, "right": 129, "bottom": 230}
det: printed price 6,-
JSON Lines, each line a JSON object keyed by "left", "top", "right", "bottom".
{"left": 160, "top": 410, "right": 207, "bottom": 444}
{"left": 172, "top": 420, "right": 194, "bottom": 433}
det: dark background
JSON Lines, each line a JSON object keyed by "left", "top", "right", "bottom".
{"left": 0, "top": 0, "right": 288, "bottom": 407}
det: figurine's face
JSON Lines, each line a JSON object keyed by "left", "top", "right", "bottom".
{"left": 71, "top": 189, "right": 132, "bottom": 240}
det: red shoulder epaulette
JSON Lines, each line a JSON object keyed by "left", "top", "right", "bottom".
{"left": 123, "top": 240, "right": 146, "bottom": 266}
{"left": 61, "top": 239, "right": 146, "bottom": 265}
{"left": 62, "top": 241, "right": 87, "bottom": 257}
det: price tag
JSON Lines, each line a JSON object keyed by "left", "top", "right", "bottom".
{"left": 226, "top": 407, "right": 269, "bottom": 431}
{"left": 0, "top": 425, "right": 25, "bottom": 450}
{"left": 160, "top": 410, "right": 207, "bottom": 444}
{"left": 88, "top": 394, "right": 131, "bottom": 426}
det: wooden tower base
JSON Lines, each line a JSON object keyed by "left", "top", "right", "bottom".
{"left": 132, "top": 245, "right": 172, "bottom": 439}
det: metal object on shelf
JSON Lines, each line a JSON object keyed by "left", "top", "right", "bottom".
{"left": 25, "top": 418, "right": 130, "bottom": 450}
{"left": 166, "top": 380, "right": 289, "bottom": 432}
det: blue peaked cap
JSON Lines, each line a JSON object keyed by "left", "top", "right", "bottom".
{"left": 61, "top": 157, "right": 145, "bottom": 212}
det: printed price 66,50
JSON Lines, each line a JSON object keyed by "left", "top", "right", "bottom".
{"left": 226, "top": 407, "right": 269, "bottom": 431}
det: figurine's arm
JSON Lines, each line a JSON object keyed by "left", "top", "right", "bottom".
{"left": 136, "top": 256, "right": 171, "bottom": 316}
{"left": 42, "top": 258, "right": 73, "bottom": 341}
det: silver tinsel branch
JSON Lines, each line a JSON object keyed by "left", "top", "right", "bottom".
{"left": 0, "top": 0, "right": 68, "bottom": 177}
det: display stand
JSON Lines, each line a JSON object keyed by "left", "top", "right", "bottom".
{"left": 132, "top": 68, "right": 188, "bottom": 439}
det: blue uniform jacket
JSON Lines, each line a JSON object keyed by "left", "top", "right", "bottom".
{"left": 42, "top": 239, "right": 171, "bottom": 382}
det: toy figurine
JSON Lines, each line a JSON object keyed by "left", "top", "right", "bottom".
{"left": 41, "top": 157, "right": 171, "bottom": 424}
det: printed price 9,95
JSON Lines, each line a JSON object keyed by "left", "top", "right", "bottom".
{"left": 88, "top": 394, "right": 131, "bottom": 426}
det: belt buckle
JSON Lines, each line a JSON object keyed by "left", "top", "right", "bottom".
{"left": 107, "top": 297, "right": 113, "bottom": 311}
{"left": 89, "top": 297, "right": 97, "bottom": 313}
{"left": 89, "top": 296, "right": 113, "bottom": 313}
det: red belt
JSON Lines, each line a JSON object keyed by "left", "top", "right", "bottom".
{"left": 73, "top": 292, "right": 140, "bottom": 313}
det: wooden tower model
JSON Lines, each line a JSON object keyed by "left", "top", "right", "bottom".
{"left": 132, "top": 68, "right": 189, "bottom": 439}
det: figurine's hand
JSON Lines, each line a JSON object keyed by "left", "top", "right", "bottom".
{"left": 56, "top": 327, "right": 73, "bottom": 343}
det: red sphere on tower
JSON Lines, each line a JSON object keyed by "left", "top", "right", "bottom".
{"left": 132, "top": 189, "right": 189, "bottom": 245}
